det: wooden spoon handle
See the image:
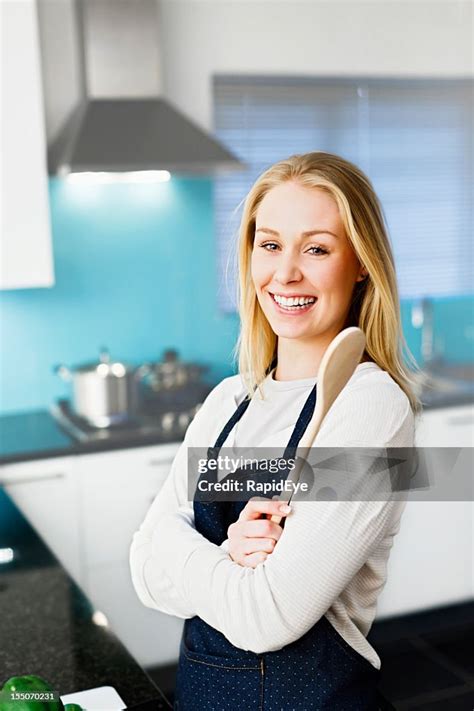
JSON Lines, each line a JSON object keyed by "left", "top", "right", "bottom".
{"left": 270, "top": 327, "right": 366, "bottom": 524}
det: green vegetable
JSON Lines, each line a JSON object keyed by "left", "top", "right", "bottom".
{"left": 0, "top": 675, "right": 80, "bottom": 711}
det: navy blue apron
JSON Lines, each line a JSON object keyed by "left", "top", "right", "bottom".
{"left": 174, "top": 383, "right": 381, "bottom": 710}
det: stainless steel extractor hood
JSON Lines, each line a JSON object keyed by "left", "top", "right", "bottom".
{"left": 47, "top": 0, "right": 242, "bottom": 177}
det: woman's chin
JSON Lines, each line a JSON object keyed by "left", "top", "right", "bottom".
{"left": 266, "top": 318, "right": 319, "bottom": 339}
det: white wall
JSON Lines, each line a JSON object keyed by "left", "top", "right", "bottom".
{"left": 37, "top": 0, "right": 84, "bottom": 142}
{"left": 36, "top": 0, "right": 473, "bottom": 144}
{"left": 159, "top": 0, "right": 473, "bottom": 132}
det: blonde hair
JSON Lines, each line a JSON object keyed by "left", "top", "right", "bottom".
{"left": 231, "top": 151, "right": 423, "bottom": 415}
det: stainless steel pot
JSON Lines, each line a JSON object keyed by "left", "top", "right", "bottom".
{"left": 139, "top": 348, "right": 208, "bottom": 392}
{"left": 54, "top": 348, "right": 148, "bottom": 427}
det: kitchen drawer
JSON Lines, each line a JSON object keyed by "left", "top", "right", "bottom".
{"left": 84, "top": 560, "right": 184, "bottom": 668}
{"left": 0, "top": 456, "right": 74, "bottom": 485}
{"left": 415, "top": 404, "right": 474, "bottom": 447}
{"left": 79, "top": 444, "right": 179, "bottom": 489}
{"left": 78, "top": 444, "right": 180, "bottom": 567}
{"left": 0, "top": 456, "right": 81, "bottom": 584}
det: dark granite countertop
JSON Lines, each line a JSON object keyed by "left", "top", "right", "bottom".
{"left": 418, "top": 391, "right": 474, "bottom": 410}
{"left": 0, "top": 488, "right": 172, "bottom": 709}
{"left": 0, "top": 409, "right": 183, "bottom": 465}
{"left": 1, "top": 391, "right": 473, "bottom": 466}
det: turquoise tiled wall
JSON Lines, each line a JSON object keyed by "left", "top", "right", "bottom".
{"left": 0, "top": 178, "right": 472, "bottom": 415}
{"left": 0, "top": 178, "right": 239, "bottom": 415}
{"left": 401, "top": 296, "right": 474, "bottom": 365}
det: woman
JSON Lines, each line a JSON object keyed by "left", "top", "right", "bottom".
{"left": 130, "top": 152, "right": 421, "bottom": 710}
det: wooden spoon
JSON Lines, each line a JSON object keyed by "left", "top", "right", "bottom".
{"left": 270, "top": 326, "right": 366, "bottom": 524}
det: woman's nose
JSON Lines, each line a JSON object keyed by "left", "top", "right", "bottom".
{"left": 273, "top": 253, "right": 303, "bottom": 283}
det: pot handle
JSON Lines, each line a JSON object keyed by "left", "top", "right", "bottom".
{"left": 53, "top": 364, "right": 73, "bottom": 381}
{"left": 134, "top": 363, "right": 153, "bottom": 380}
{"left": 99, "top": 347, "right": 111, "bottom": 364}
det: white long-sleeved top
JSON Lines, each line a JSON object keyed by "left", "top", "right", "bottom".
{"left": 129, "top": 362, "right": 416, "bottom": 669}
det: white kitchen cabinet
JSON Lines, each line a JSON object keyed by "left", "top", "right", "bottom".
{"left": 376, "top": 404, "right": 474, "bottom": 618}
{"left": 0, "top": 456, "right": 80, "bottom": 583}
{"left": 415, "top": 403, "right": 474, "bottom": 447}
{"left": 76, "top": 442, "right": 182, "bottom": 668}
{"left": 0, "top": 0, "right": 54, "bottom": 289}
{"left": 377, "top": 500, "right": 472, "bottom": 617}
{"left": 86, "top": 560, "right": 184, "bottom": 668}
{"left": 77, "top": 443, "right": 179, "bottom": 568}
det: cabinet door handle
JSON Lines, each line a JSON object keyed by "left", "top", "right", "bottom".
{"left": 0, "top": 472, "right": 65, "bottom": 486}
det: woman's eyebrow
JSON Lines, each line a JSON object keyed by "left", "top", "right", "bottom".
{"left": 255, "top": 227, "right": 339, "bottom": 239}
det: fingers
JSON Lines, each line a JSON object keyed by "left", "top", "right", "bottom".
{"left": 238, "top": 497, "right": 292, "bottom": 522}
{"left": 251, "top": 519, "right": 285, "bottom": 542}
{"left": 227, "top": 498, "right": 293, "bottom": 568}
{"left": 227, "top": 520, "right": 281, "bottom": 566}
{"left": 241, "top": 537, "right": 276, "bottom": 555}
{"left": 242, "top": 551, "right": 268, "bottom": 568}
{"left": 228, "top": 518, "right": 285, "bottom": 543}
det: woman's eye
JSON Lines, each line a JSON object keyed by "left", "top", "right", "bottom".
{"left": 260, "top": 242, "right": 327, "bottom": 255}
{"left": 307, "top": 246, "right": 328, "bottom": 255}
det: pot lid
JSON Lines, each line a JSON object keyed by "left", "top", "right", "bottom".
{"left": 74, "top": 348, "right": 133, "bottom": 376}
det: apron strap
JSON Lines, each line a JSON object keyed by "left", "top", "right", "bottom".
{"left": 282, "top": 384, "right": 317, "bottom": 459}
{"left": 207, "top": 394, "right": 251, "bottom": 460}
{"left": 207, "top": 381, "right": 317, "bottom": 461}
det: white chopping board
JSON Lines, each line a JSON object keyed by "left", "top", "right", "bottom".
{"left": 60, "top": 685, "right": 126, "bottom": 710}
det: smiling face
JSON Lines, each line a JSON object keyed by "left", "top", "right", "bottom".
{"left": 251, "top": 181, "right": 367, "bottom": 345}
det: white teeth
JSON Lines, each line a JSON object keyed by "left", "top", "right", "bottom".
{"left": 272, "top": 294, "right": 316, "bottom": 309}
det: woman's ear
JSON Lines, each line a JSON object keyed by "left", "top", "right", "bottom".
{"left": 357, "top": 267, "right": 368, "bottom": 282}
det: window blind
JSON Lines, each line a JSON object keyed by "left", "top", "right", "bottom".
{"left": 212, "top": 76, "right": 473, "bottom": 312}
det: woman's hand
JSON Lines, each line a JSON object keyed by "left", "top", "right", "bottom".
{"left": 227, "top": 498, "right": 292, "bottom": 568}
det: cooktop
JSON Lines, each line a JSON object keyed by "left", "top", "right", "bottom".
{"left": 50, "top": 383, "right": 213, "bottom": 444}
